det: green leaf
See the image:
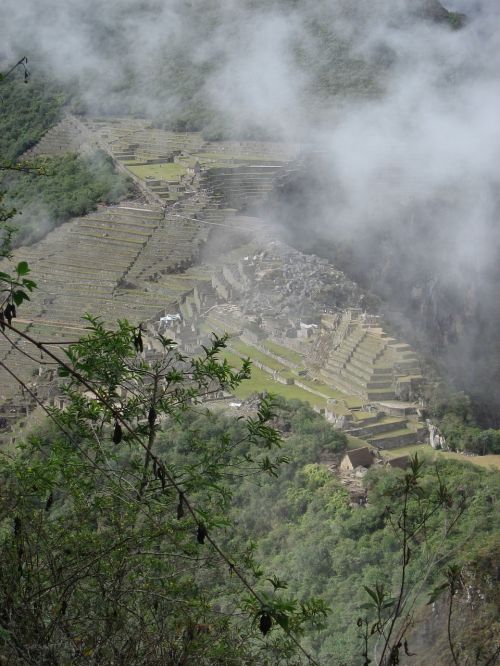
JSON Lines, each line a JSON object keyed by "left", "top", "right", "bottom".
{"left": 13, "top": 290, "right": 30, "bottom": 305}
{"left": 363, "top": 585, "right": 379, "bottom": 605}
{"left": 22, "top": 278, "right": 37, "bottom": 291}
{"left": 16, "top": 261, "right": 29, "bottom": 276}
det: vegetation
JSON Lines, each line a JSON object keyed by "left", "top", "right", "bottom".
{"left": 0, "top": 70, "right": 133, "bottom": 246}
{"left": 2, "top": 152, "right": 133, "bottom": 245}
{"left": 129, "top": 397, "right": 499, "bottom": 665}
{"left": 0, "top": 322, "right": 329, "bottom": 664}
{"left": 3, "top": 254, "right": 495, "bottom": 663}
{"left": 0, "top": 32, "right": 498, "bottom": 664}
{"left": 430, "top": 390, "right": 500, "bottom": 455}
{"left": 0, "top": 72, "right": 66, "bottom": 163}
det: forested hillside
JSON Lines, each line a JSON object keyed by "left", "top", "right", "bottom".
{"left": 2, "top": 152, "right": 132, "bottom": 245}
{"left": 0, "top": 73, "right": 133, "bottom": 244}
{"left": 1, "top": 1, "right": 463, "bottom": 137}
{"left": 0, "top": 74, "right": 65, "bottom": 162}
{"left": 184, "top": 400, "right": 499, "bottom": 664}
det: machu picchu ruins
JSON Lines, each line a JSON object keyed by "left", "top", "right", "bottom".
{"left": 1, "top": 117, "right": 429, "bottom": 454}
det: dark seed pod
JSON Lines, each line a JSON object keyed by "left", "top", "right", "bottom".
{"left": 357, "top": 617, "right": 363, "bottom": 627}
{"left": 176, "top": 494, "right": 184, "bottom": 520}
{"left": 61, "top": 600, "right": 68, "bottom": 616}
{"left": 14, "top": 516, "right": 21, "bottom": 537}
{"left": 11, "top": 304, "right": 16, "bottom": 318}
{"left": 259, "top": 612, "right": 272, "bottom": 636}
{"left": 152, "top": 459, "right": 158, "bottom": 477}
{"left": 133, "top": 331, "right": 144, "bottom": 353}
{"left": 157, "top": 465, "right": 166, "bottom": 489}
{"left": 45, "top": 491, "right": 54, "bottom": 512}
{"left": 0, "top": 310, "right": 5, "bottom": 331}
{"left": 148, "top": 407, "right": 157, "bottom": 428}
{"left": 196, "top": 524, "right": 207, "bottom": 544}
{"left": 4, "top": 304, "right": 12, "bottom": 325}
{"left": 113, "top": 421, "right": 123, "bottom": 444}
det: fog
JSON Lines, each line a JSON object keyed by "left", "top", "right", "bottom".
{"left": 1, "top": 0, "right": 499, "bottom": 414}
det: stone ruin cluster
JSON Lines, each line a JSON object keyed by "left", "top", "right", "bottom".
{"left": 211, "top": 240, "right": 362, "bottom": 332}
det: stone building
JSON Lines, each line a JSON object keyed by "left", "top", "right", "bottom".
{"left": 340, "top": 447, "right": 375, "bottom": 471}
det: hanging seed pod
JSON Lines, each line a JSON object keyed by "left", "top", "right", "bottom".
{"left": 157, "top": 465, "right": 166, "bottom": 489}
{"left": 45, "top": 491, "right": 54, "bottom": 512}
{"left": 0, "top": 310, "right": 5, "bottom": 331}
{"left": 112, "top": 421, "right": 123, "bottom": 444}
{"left": 152, "top": 459, "right": 158, "bottom": 478}
{"left": 148, "top": 406, "right": 157, "bottom": 428}
{"left": 11, "top": 303, "right": 16, "bottom": 319}
{"left": 259, "top": 612, "right": 272, "bottom": 636}
{"left": 133, "top": 331, "right": 144, "bottom": 353}
{"left": 4, "top": 304, "right": 12, "bottom": 325}
{"left": 14, "top": 516, "right": 21, "bottom": 538}
{"left": 196, "top": 524, "right": 207, "bottom": 544}
{"left": 176, "top": 493, "right": 184, "bottom": 520}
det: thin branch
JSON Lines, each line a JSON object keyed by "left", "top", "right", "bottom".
{"left": 447, "top": 589, "right": 460, "bottom": 666}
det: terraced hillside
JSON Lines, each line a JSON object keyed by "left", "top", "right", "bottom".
{"left": 20, "top": 115, "right": 87, "bottom": 159}
{"left": 1, "top": 120, "right": 299, "bottom": 410}
{"left": 317, "top": 310, "right": 423, "bottom": 402}
{"left": 80, "top": 117, "right": 300, "bottom": 207}
{"left": 0, "top": 196, "right": 224, "bottom": 403}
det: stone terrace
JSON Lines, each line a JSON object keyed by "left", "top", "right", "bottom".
{"left": 318, "top": 310, "right": 423, "bottom": 403}
{"left": 82, "top": 118, "right": 205, "bottom": 164}
{"left": 20, "top": 115, "right": 87, "bottom": 160}
{"left": 0, "top": 198, "right": 215, "bottom": 402}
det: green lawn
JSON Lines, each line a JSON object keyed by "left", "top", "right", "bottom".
{"left": 369, "top": 427, "right": 417, "bottom": 441}
{"left": 261, "top": 340, "right": 304, "bottom": 366}
{"left": 126, "top": 163, "right": 187, "bottom": 182}
{"left": 230, "top": 339, "right": 288, "bottom": 372}
{"left": 219, "top": 351, "right": 327, "bottom": 409}
{"left": 295, "top": 377, "right": 345, "bottom": 399}
{"left": 346, "top": 435, "right": 369, "bottom": 450}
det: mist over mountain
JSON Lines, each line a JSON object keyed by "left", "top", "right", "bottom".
{"left": 2, "top": 0, "right": 500, "bottom": 418}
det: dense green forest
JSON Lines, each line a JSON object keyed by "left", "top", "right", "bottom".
{"left": 2, "top": 152, "right": 133, "bottom": 245}
{"left": 428, "top": 388, "right": 500, "bottom": 455}
{"left": 0, "top": 74, "right": 65, "bottom": 162}
{"left": 2, "top": 1, "right": 463, "bottom": 139}
{"left": 1, "top": 359, "right": 498, "bottom": 665}
{"left": 167, "top": 399, "right": 499, "bottom": 664}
